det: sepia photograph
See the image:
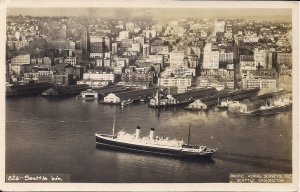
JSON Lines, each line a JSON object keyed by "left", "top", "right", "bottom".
{"left": 1, "top": 0, "right": 299, "bottom": 191}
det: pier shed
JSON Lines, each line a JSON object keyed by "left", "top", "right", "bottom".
{"left": 103, "top": 87, "right": 158, "bottom": 104}
{"left": 185, "top": 99, "right": 208, "bottom": 110}
{"left": 166, "top": 87, "right": 218, "bottom": 105}
{"left": 81, "top": 89, "right": 98, "bottom": 100}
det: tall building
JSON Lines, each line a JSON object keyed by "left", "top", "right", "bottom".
{"left": 112, "top": 43, "right": 118, "bottom": 54}
{"left": 214, "top": 20, "right": 225, "bottom": 34}
{"left": 61, "top": 25, "right": 67, "bottom": 39}
{"left": 277, "top": 52, "right": 292, "bottom": 66}
{"left": 83, "top": 72, "right": 116, "bottom": 82}
{"left": 81, "top": 26, "right": 89, "bottom": 61}
{"left": 133, "top": 36, "right": 145, "bottom": 46}
{"left": 144, "top": 30, "right": 151, "bottom": 39}
{"left": 203, "top": 43, "right": 219, "bottom": 69}
{"left": 254, "top": 49, "right": 267, "bottom": 69}
{"left": 169, "top": 51, "right": 185, "bottom": 68}
{"left": 132, "top": 43, "right": 141, "bottom": 52}
{"left": 104, "top": 37, "right": 111, "bottom": 52}
{"left": 89, "top": 36, "right": 105, "bottom": 58}
{"left": 219, "top": 51, "right": 234, "bottom": 63}
{"left": 143, "top": 44, "right": 150, "bottom": 56}
{"left": 125, "top": 22, "right": 135, "bottom": 32}
{"left": 66, "top": 40, "right": 76, "bottom": 50}
{"left": 119, "top": 31, "right": 130, "bottom": 40}
{"left": 15, "top": 31, "right": 21, "bottom": 40}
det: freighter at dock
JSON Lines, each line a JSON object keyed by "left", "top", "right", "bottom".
{"left": 95, "top": 118, "right": 216, "bottom": 159}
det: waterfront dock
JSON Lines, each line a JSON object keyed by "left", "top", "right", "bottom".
{"left": 228, "top": 90, "right": 292, "bottom": 114}
{"left": 102, "top": 87, "right": 158, "bottom": 105}
{"left": 185, "top": 88, "right": 260, "bottom": 110}
{"left": 80, "top": 85, "right": 131, "bottom": 100}
{"left": 149, "top": 87, "right": 218, "bottom": 108}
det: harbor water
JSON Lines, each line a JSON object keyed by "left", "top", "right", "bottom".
{"left": 6, "top": 96, "right": 292, "bottom": 183}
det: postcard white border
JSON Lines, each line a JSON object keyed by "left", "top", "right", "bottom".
{"left": 0, "top": 1, "right": 299, "bottom": 191}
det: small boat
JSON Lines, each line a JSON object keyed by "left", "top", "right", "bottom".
{"left": 95, "top": 118, "right": 216, "bottom": 159}
{"left": 217, "top": 99, "right": 235, "bottom": 109}
{"left": 121, "top": 98, "right": 133, "bottom": 107}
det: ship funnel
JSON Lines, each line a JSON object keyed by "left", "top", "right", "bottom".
{"left": 150, "top": 128, "right": 155, "bottom": 140}
{"left": 135, "top": 126, "right": 141, "bottom": 139}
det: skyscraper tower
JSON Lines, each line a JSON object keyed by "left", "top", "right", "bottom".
{"left": 81, "top": 25, "right": 89, "bottom": 61}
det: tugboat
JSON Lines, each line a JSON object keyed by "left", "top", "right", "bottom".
{"left": 255, "top": 97, "right": 292, "bottom": 115}
{"left": 95, "top": 118, "right": 216, "bottom": 159}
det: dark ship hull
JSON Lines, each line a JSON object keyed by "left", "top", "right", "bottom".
{"left": 95, "top": 135, "right": 214, "bottom": 159}
{"left": 254, "top": 104, "right": 292, "bottom": 115}
{"left": 6, "top": 83, "right": 53, "bottom": 97}
{"left": 41, "top": 84, "right": 90, "bottom": 96}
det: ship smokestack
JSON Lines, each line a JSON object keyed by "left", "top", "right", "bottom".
{"left": 135, "top": 126, "right": 141, "bottom": 139}
{"left": 150, "top": 128, "right": 155, "bottom": 140}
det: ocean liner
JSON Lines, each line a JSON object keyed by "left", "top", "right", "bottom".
{"left": 95, "top": 118, "right": 216, "bottom": 158}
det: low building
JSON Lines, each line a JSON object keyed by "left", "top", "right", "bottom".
{"left": 242, "top": 76, "right": 277, "bottom": 90}
{"left": 150, "top": 46, "right": 169, "bottom": 55}
{"left": 23, "top": 72, "right": 39, "bottom": 82}
{"left": 38, "top": 71, "right": 53, "bottom": 83}
{"left": 81, "top": 89, "right": 99, "bottom": 100}
{"left": 158, "top": 76, "right": 192, "bottom": 93}
{"left": 77, "top": 80, "right": 111, "bottom": 88}
{"left": 52, "top": 74, "right": 72, "bottom": 85}
{"left": 64, "top": 56, "right": 77, "bottom": 66}
{"left": 117, "top": 81, "right": 151, "bottom": 89}
{"left": 121, "top": 72, "right": 154, "bottom": 84}
{"left": 186, "top": 99, "right": 208, "bottom": 110}
{"left": 278, "top": 67, "right": 292, "bottom": 92}
{"left": 11, "top": 54, "right": 30, "bottom": 65}
{"left": 83, "top": 72, "right": 116, "bottom": 83}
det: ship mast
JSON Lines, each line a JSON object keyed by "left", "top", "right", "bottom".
{"left": 187, "top": 123, "right": 191, "bottom": 146}
{"left": 112, "top": 116, "right": 115, "bottom": 136}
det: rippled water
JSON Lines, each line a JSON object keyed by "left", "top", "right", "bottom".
{"left": 6, "top": 96, "right": 292, "bottom": 183}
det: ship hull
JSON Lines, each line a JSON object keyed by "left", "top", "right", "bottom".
{"left": 254, "top": 104, "right": 292, "bottom": 115}
{"left": 96, "top": 135, "right": 213, "bottom": 159}
{"left": 6, "top": 83, "right": 53, "bottom": 97}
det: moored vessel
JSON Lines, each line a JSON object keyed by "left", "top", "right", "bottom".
{"left": 217, "top": 99, "right": 235, "bottom": 109}
{"left": 254, "top": 97, "right": 292, "bottom": 115}
{"left": 6, "top": 82, "right": 53, "bottom": 97}
{"left": 41, "top": 84, "right": 90, "bottom": 96}
{"left": 121, "top": 98, "right": 133, "bottom": 107}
